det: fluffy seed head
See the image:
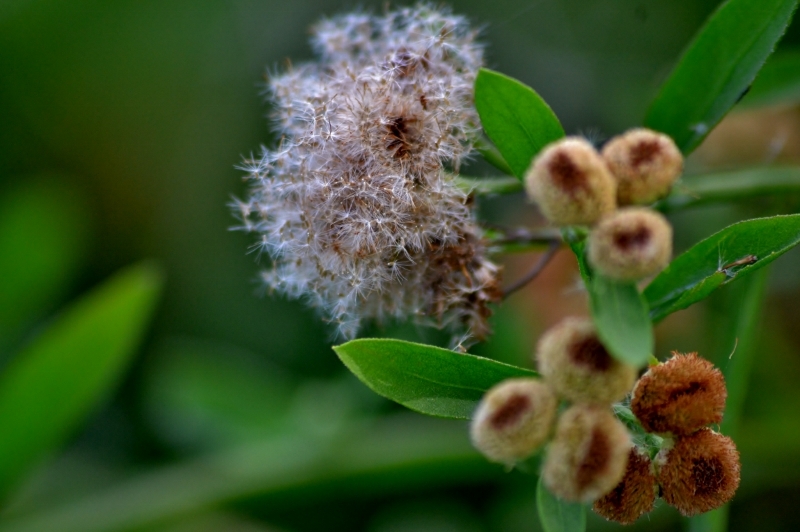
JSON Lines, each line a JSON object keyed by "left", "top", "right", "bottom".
{"left": 535, "top": 317, "right": 637, "bottom": 405}
{"left": 593, "top": 447, "right": 657, "bottom": 524}
{"left": 587, "top": 207, "right": 672, "bottom": 281}
{"left": 543, "top": 404, "right": 631, "bottom": 503}
{"left": 631, "top": 352, "right": 727, "bottom": 436}
{"left": 234, "top": 5, "right": 502, "bottom": 339}
{"left": 470, "top": 378, "right": 558, "bottom": 464}
{"left": 525, "top": 137, "right": 617, "bottom": 226}
{"left": 602, "top": 128, "right": 683, "bottom": 205}
{"left": 656, "top": 429, "right": 741, "bottom": 516}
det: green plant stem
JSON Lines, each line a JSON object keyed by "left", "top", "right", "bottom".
{"left": 486, "top": 226, "right": 562, "bottom": 254}
{"left": 474, "top": 136, "right": 515, "bottom": 176}
{"left": 657, "top": 167, "right": 800, "bottom": 213}
{"left": 686, "top": 267, "right": 770, "bottom": 532}
{"left": 455, "top": 175, "right": 523, "bottom": 195}
{"left": 0, "top": 416, "right": 498, "bottom": 532}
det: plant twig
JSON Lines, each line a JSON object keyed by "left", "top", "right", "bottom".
{"left": 502, "top": 239, "right": 561, "bottom": 299}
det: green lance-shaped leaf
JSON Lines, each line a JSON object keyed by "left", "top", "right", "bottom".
{"left": 0, "top": 176, "right": 90, "bottom": 347}
{"left": 333, "top": 338, "right": 536, "bottom": 420}
{"left": 658, "top": 167, "right": 800, "bottom": 212}
{"left": 589, "top": 275, "right": 654, "bottom": 368}
{"left": 561, "top": 228, "right": 652, "bottom": 367}
{"left": 645, "top": 214, "right": 800, "bottom": 322}
{"left": 645, "top": 0, "right": 799, "bottom": 154}
{"left": 740, "top": 49, "right": 800, "bottom": 108}
{"left": 536, "top": 476, "right": 586, "bottom": 532}
{"left": 475, "top": 68, "right": 565, "bottom": 180}
{"left": 0, "top": 262, "right": 163, "bottom": 497}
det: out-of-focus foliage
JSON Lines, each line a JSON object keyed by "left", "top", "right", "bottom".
{"left": 2, "top": 1, "right": 800, "bottom": 531}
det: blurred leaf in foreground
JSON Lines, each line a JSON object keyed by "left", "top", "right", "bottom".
{"left": 0, "top": 262, "right": 163, "bottom": 498}
{"left": 0, "top": 176, "right": 91, "bottom": 350}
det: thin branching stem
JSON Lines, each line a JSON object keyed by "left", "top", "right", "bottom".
{"left": 502, "top": 239, "right": 561, "bottom": 299}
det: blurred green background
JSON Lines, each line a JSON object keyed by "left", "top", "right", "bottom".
{"left": 2, "top": 1, "right": 800, "bottom": 530}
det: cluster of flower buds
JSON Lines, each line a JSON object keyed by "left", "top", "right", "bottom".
{"left": 470, "top": 317, "right": 636, "bottom": 502}
{"left": 471, "top": 339, "right": 740, "bottom": 523}
{"left": 594, "top": 352, "right": 740, "bottom": 523}
{"left": 536, "top": 318, "right": 635, "bottom": 503}
{"left": 634, "top": 352, "right": 740, "bottom": 517}
{"left": 526, "top": 128, "right": 682, "bottom": 281}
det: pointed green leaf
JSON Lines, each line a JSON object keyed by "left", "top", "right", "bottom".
{"left": 645, "top": 0, "right": 799, "bottom": 153}
{"left": 0, "top": 176, "right": 90, "bottom": 347}
{"left": 536, "top": 476, "right": 586, "bottom": 532}
{"left": 455, "top": 175, "right": 523, "bottom": 196}
{"left": 645, "top": 214, "right": 800, "bottom": 322}
{"left": 0, "top": 262, "right": 163, "bottom": 496}
{"left": 333, "top": 338, "right": 536, "bottom": 419}
{"left": 561, "top": 229, "right": 651, "bottom": 367}
{"left": 658, "top": 167, "right": 800, "bottom": 212}
{"left": 589, "top": 275, "right": 653, "bottom": 367}
{"left": 475, "top": 68, "right": 565, "bottom": 180}
{"left": 741, "top": 50, "right": 800, "bottom": 108}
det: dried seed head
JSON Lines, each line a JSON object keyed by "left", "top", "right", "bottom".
{"left": 234, "top": 5, "right": 502, "bottom": 339}
{"left": 470, "top": 378, "right": 558, "bottom": 464}
{"left": 593, "top": 447, "right": 657, "bottom": 525}
{"left": 543, "top": 404, "right": 631, "bottom": 503}
{"left": 536, "top": 317, "right": 637, "bottom": 405}
{"left": 602, "top": 128, "right": 683, "bottom": 205}
{"left": 656, "top": 429, "right": 741, "bottom": 516}
{"left": 525, "top": 137, "right": 617, "bottom": 226}
{"left": 631, "top": 352, "right": 727, "bottom": 436}
{"left": 587, "top": 207, "right": 672, "bottom": 281}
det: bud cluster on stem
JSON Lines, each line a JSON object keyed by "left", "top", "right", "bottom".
{"left": 525, "top": 128, "right": 681, "bottom": 281}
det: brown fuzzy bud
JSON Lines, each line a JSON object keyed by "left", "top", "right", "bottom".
{"left": 587, "top": 207, "right": 672, "bottom": 281}
{"left": 602, "top": 128, "right": 683, "bottom": 205}
{"left": 536, "top": 317, "right": 637, "bottom": 405}
{"left": 631, "top": 352, "right": 727, "bottom": 436}
{"left": 593, "top": 447, "right": 657, "bottom": 524}
{"left": 525, "top": 137, "right": 616, "bottom": 226}
{"left": 543, "top": 404, "right": 631, "bottom": 503}
{"left": 470, "top": 378, "right": 558, "bottom": 464}
{"left": 656, "top": 429, "right": 741, "bottom": 516}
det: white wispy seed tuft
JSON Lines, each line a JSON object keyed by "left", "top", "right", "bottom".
{"left": 234, "top": 4, "right": 501, "bottom": 339}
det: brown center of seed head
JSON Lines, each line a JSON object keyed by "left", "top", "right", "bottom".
{"left": 489, "top": 393, "right": 531, "bottom": 430}
{"left": 570, "top": 336, "right": 613, "bottom": 372}
{"left": 613, "top": 225, "right": 651, "bottom": 251}
{"left": 577, "top": 427, "right": 611, "bottom": 490}
{"left": 692, "top": 456, "right": 725, "bottom": 496}
{"left": 630, "top": 139, "right": 662, "bottom": 168}
{"left": 385, "top": 115, "right": 418, "bottom": 159}
{"left": 549, "top": 151, "right": 587, "bottom": 196}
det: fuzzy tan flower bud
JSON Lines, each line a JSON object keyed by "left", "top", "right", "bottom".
{"left": 587, "top": 207, "right": 672, "bottom": 281}
{"left": 535, "top": 317, "right": 637, "bottom": 405}
{"left": 631, "top": 352, "right": 727, "bottom": 436}
{"left": 543, "top": 404, "right": 631, "bottom": 503}
{"left": 593, "top": 447, "right": 657, "bottom": 524}
{"left": 525, "top": 137, "right": 616, "bottom": 226}
{"left": 656, "top": 429, "right": 741, "bottom": 516}
{"left": 602, "top": 128, "right": 683, "bottom": 205}
{"left": 470, "top": 378, "right": 558, "bottom": 464}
